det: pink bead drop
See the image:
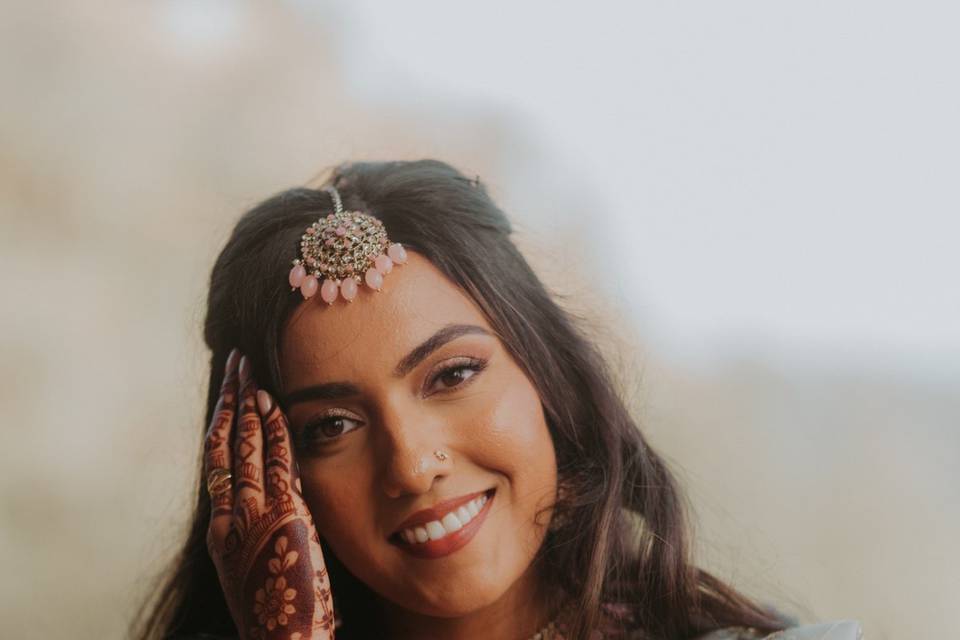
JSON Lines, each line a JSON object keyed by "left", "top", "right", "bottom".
{"left": 340, "top": 277, "right": 358, "bottom": 301}
{"left": 364, "top": 267, "right": 383, "bottom": 291}
{"left": 320, "top": 279, "right": 339, "bottom": 304}
{"left": 387, "top": 243, "right": 407, "bottom": 264}
{"left": 374, "top": 254, "right": 393, "bottom": 274}
{"left": 288, "top": 264, "right": 306, "bottom": 288}
{"left": 300, "top": 275, "right": 318, "bottom": 299}
{"left": 335, "top": 226, "right": 347, "bottom": 236}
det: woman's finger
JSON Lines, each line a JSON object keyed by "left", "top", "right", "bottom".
{"left": 257, "top": 389, "right": 295, "bottom": 506}
{"left": 233, "top": 355, "right": 265, "bottom": 519}
{"left": 205, "top": 348, "right": 240, "bottom": 521}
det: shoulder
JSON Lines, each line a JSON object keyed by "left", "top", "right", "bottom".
{"left": 694, "top": 620, "right": 864, "bottom": 640}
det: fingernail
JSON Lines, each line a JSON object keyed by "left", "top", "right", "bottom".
{"left": 239, "top": 355, "right": 250, "bottom": 381}
{"left": 256, "top": 389, "right": 273, "bottom": 415}
{"left": 225, "top": 348, "right": 240, "bottom": 374}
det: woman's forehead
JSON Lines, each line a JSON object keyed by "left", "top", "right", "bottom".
{"left": 279, "top": 252, "right": 491, "bottom": 381}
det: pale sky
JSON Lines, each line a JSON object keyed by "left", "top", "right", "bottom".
{"left": 337, "top": 1, "right": 959, "bottom": 376}
{"left": 167, "top": 0, "right": 960, "bottom": 376}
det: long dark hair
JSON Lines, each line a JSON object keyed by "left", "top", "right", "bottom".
{"left": 133, "top": 159, "right": 786, "bottom": 640}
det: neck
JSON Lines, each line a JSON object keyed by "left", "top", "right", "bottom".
{"left": 379, "top": 566, "right": 558, "bottom": 640}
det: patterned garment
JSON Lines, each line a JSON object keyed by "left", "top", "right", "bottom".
{"left": 693, "top": 620, "right": 864, "bottom": 640}
{"left": 174, "top": 606, "right": 864, "bottom": 639}
{"left": 544, "top": 603, "right": 863, "bottom": 640}
{"left": 175, "top": 619, "right": 864, "bottom": 639}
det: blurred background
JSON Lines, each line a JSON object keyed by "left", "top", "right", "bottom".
{"left": 1, "top": 1, "right": 957, "bottom": 638}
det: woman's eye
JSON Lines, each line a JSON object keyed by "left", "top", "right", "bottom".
{"left": 427, "top": 359, "right": 487, "bottom": 394}
{"left": 302, "top": 414, "right": 363, "bottom": 444}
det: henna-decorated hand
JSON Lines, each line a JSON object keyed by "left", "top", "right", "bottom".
{"left": 204, "top": 350, "right": 335, "bottom": 640}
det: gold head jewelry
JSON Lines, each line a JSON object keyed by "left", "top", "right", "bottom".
{"left": 288, "top": 186, "right": 408, "bottom": 304}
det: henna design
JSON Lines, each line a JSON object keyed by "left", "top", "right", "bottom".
{"left": 207, "top": 450, "right": 228, "bottom": 471}
{"left": 265, "top": 442, "right": 290, "bottom": 474}
{"left": 205, "top": 390, "right": 236, "bottom": 470}
{"left": 211, "top": 496, "right": 232, "bottom": 516}
{"left": 313, "top": 564, "right": 336, "bottom": 634}
{"left": 224, "top": 476, "right": 299, "bottom": 590}
{"left": 251, "top": 536, "right": 300, "bottom": 632}
{"left": 264, "top": 408, "right": 293, "bottom": 507}
{"left": 205, "top": 350, "right": 240, "bottom": 519}
{"left": 223, "top": 525, "right": 242, "bottom": 555}
{"left": 240, "top": 520, "right": 333, "bottom": 639}
{"left": 207, "top": 356, "right": 335, "bottom": 640}
{"left": 233, "top": 379, "right": 264, "bottom": 494}
{"left": 237, "top": 461, "right": 262, "bottom": 487}
{"left": 265, "top": 470, "right": 292, "bottom": 510}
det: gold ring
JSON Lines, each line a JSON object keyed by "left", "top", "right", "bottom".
{"left": 206, "top": 468, "right": 233, "bottom": 497}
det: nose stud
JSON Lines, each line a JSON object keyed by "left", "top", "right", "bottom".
{"left": 433, "top": 449, "right": 449, "bottom": 462}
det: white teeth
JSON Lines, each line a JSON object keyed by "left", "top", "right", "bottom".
{"left": 441, "top": 512, "right": 463, "bottom": 532}
{"left": 426, "top": 521, "right": 446, "bottom": 540}
{"left": 399, "top": 493, "right": 491, "bottom": 545}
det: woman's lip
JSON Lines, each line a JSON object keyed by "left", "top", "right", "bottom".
{"left": 391, "top": 490, "right": 495, "bottom": 559}
{"left": 391, "top": 488, "right": 492, "bottom": 534}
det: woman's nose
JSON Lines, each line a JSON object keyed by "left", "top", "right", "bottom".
{"left": 375, "top": 405, "right": 450, "bottom": 499}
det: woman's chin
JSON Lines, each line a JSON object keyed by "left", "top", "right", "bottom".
{"left": 375, "top": 563, "right": 509, "bottom": 618}
{"left": 389, "top": 585, "right": 504, "bottom": 618}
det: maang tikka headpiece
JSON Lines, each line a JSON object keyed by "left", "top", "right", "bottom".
{"left": 288, "top": 186, "right": 408, "bottom": 304}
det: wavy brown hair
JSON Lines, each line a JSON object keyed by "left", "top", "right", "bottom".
{"left": 133, "top": 159, "right": 787, "bottom": 640}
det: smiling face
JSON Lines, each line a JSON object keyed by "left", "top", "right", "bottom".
{"left": 278, "top": 252, "right": 558, "bottom": 618}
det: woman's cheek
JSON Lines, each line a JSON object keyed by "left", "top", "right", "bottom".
{"left": 469, "top": 376, "right": 554, "bottom": 461}
{"left": 461, "top": 374, "right": 557, "bottom": 528}
{"left": 299, "top": 464, "right": 363, "bottom": 541}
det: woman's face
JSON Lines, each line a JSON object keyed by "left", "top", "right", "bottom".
{"left": 278, "top": 252, "right": 558, "bottom": 617}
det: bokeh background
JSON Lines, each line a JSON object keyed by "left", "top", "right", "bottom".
{"left": 2, "top": 2, "right": 957, "bottom": 638}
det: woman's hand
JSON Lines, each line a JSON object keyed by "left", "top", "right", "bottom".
{"left": 204, "top": 349, "right": 336, "bottom": 640}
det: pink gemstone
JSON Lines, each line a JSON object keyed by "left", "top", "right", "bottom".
{"left": 335, "top": 226, "right": 347, "bottom": 236}
{"left": 325, "top": 238, "right": 334, "bottom": 246}
{"left": 306, "top": 227, "right": 316, "bottom": 235}
{"left": 340, "top": 277, "right": 358, "bottom": 301}
{"left": 374, "top": 254, "right": 393, "bottom": 274}
{"left": 364, "top": 267, "right": 383, "bottom": 290}
{"left": 343, "top": 239, "right": 352, "bottom": 248}
{"left": 326, "top": 214, "right": 334, "bottom": 220}
{"left": 300, "top": 275, "right": 318, "bottom": 299}
{"left": 320, "top": 279, "right": 339, "bottom": 304}
{"left": 288, "top": 264, "right": 306, "bottom": 288}
{"left": 306, "top": 257, "right": 317, "bottom": 267}
{"left": 387, "top": 243, "right": 407, "bottom": 264}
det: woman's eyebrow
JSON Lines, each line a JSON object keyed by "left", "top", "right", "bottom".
{"left": 280, "top": 323, "right": 492, "bottom": 408}
{"left": 393, "top": 323, "right": 491, "bottom": 377}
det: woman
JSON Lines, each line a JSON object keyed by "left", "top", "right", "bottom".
{"left": 134, "top": 160, "right": 862, "bottom": 639}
